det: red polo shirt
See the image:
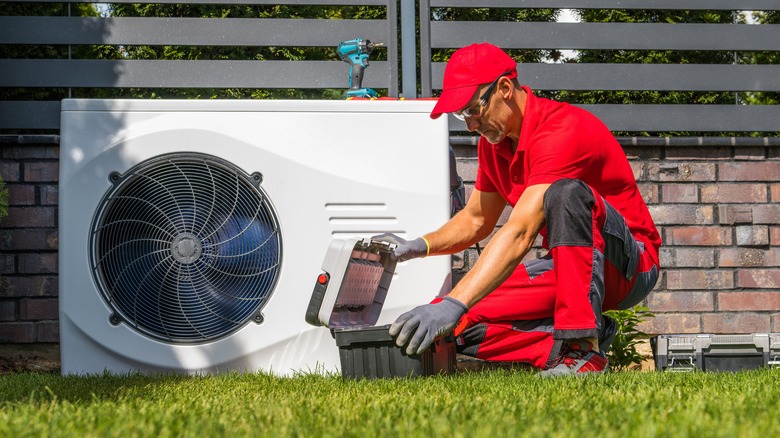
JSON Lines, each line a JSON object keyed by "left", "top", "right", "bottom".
{"left": 475, "top": 86, "right": 661, "bottom": 256}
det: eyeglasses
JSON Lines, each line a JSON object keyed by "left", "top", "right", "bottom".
{"left": 452, "top": 70, "right": 515, "bottom": 121}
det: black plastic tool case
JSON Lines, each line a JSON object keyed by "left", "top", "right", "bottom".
{"left": 335, "top": 325, "right": 455, "bottom": 379}
{"left": 653, "top": 333, "right": 780, "bottom": 372}
{"left": 306, "top": 238, "right": 455, "bottom": 379}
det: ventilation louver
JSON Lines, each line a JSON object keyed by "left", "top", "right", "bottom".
{"left": 90, "top": 153, "right": 281, "bottom": 343}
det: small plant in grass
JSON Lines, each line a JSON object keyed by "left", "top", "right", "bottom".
{"left": 604, "top": 305, "right": 655, "bottom": 371}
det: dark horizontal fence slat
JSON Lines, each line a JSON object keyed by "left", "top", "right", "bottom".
{"left": 0, "top": 134, "right": 59, "bottom": 144}
{"left": 430, "top": 63, "right": 780, "bottom": 92}
{"left": 0, "top": 1, "right": 401, "bottom": 130}
{"left": 447, "top": 105, "right": 780, "bottom": 132}
{"left": 6, "top": 0, "right": 390, "bottom": 4}
{"left": 430, "top": 22, "right": 780, "bottom": 51}
{"left": 0, "top": 102, "right": 61, "bottom": 130}
{"left": 0, "top": 59, "right": 391, "bottom": 88}
{"left": 429, "top": 0, "right": 780, "bottom": 10}
{"left": 586, "top": 105, "right": 780, "bottom": 132}
{"left": 0, "top": 17, "right": 391, "bottom": 46}
{"left": 4, "top": 1, "right": 779, "bottom": 135}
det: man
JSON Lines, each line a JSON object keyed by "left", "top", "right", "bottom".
{"left": 374, "top": 42, "right": 660, "bottom": 376}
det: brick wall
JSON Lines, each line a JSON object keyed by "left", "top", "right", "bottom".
{"left": 0, "top": 137, "right": 779, "bottom": 353}
{"left": 0, "top": 137, "right": 60, "bottom": 345}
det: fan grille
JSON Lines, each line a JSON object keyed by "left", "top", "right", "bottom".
{"left": 90, "top": 153, "right": 281, "bottom": 343}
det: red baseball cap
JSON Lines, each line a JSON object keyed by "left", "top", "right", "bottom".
{"left": 430, "top": 43, "right": 518, "bottom": 119}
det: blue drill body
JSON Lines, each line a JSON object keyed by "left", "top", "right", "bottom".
{"left": 337, "top": 38, "right": 383, "bottom": 98}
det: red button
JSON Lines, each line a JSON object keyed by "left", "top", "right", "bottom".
{"left": 317, "top": 274, "right": 328, "bottom": 284}
{"left": 513, "top": 176, "right": 519, "bottom": 182}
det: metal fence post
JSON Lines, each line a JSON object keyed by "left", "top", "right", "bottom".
{"left": 400, "top": 0, "right": 417, "bottom": 98}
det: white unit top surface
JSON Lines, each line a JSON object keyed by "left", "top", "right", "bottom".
{"left": 61, "top": 98, "right": 438, "bottom": 114}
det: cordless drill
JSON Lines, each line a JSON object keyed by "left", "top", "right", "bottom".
{"left": 337, "top": 38, "right": 384, "bottom": 98}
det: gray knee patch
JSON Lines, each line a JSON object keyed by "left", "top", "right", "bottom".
{"left": 543, "top": 179, "right": 594, "bottom": 248}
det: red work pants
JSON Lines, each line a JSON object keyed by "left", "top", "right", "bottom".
{"left": 455, "top": 179, "right": 659, "bottom": 369}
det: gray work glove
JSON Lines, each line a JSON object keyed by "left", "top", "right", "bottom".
{"left": 389, "top": 297, "right": 468, "bottom": 355}
{"left": 371, "top": 233, "right": 428, "bottom": 262}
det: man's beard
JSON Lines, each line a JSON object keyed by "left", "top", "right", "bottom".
{"left": 481, "top": 129, "right": 505, "bottom": 145}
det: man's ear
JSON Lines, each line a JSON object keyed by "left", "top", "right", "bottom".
{"left": 498, "top": 77, "right": 514, "bottom": 100}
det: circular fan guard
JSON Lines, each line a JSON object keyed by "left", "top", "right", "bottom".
{"left": 90, "top": 153, "right": 282, "bottom": 343}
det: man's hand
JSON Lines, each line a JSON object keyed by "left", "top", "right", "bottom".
{"left": 371, "top": 233, "right": 428, "bottom": 262}
{"left": 389, "top": 297, "right": 468, "bottom": 355}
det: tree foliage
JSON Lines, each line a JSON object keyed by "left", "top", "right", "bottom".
{"left": 555, "top": 9, "right": 778, "bottom": 136}
{"left": 104, "top": 3, "right": 385, "bottom": 99}
{"left": 429, "top": 8, "right": 559, "bottom": 70}
{"left": 2, "top": 5, "right": 778, "bottom": 109}
{"left": 744, "top": 11, "right": 779, "bottom": 105}
{"left": 562, "top": 9, "right": 737, "bottom": 105}
{"left": 0, "top": 3, "right": 385, "bottom": 101}
{"left": 0, "top": 2, "right": 99, "bottom": 101}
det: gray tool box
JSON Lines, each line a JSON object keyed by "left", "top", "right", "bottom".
{"left": 305, "top": 237, "right": 455, "bottom": 379}
{"left": 653, "top": 333, "right": 780, "bottom": 372}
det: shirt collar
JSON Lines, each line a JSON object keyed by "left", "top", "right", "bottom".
{"left": 516, "top": 86, "right": 537, "bottom": 153}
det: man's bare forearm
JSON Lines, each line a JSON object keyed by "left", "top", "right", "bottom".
{"left": 423, "top": 189, "right": 506, "bottom": 256}
{"left": 447, "top": 183, "right": 550, "bottom": 307}
{"left": 447, "top": 221, "right": 536, "bottom": 307}
{"left": 423, "top": 209, "right": 490, "bottom": 255}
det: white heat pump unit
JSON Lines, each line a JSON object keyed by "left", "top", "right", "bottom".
{"left": 59, "top": 99, "right": 451, "bottom": 375}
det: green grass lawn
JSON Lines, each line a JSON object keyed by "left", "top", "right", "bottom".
{"left": 1, "top": 369, "right": 779, "bottom": 437}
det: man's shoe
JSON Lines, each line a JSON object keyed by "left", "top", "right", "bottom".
{"left": 599, "top": 314, "right": 618, "bottom": 354}
{"left": 538, "top": 340, "right": 608, "bottom": 378}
